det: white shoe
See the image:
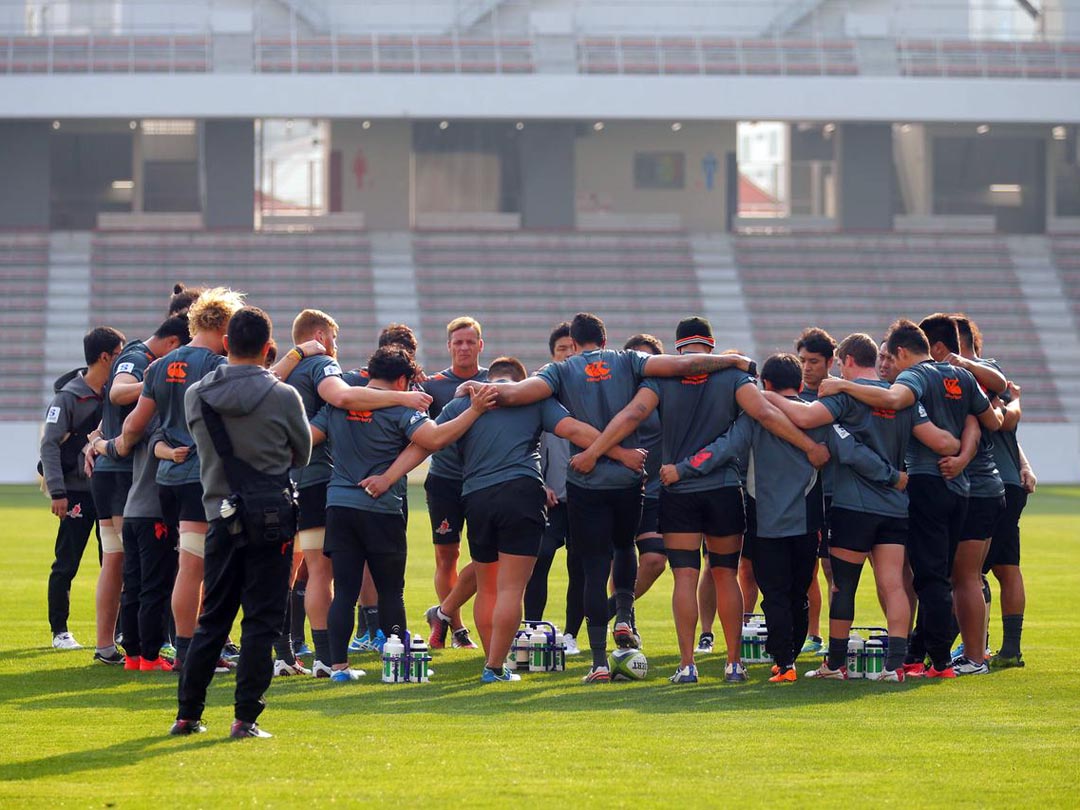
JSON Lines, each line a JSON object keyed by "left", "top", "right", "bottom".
{"left": 273, "top": 658, "right": 311, "bottom": 677}
{"left": 311, "top": 659, "right": 334, "bottom": 679}
{"left": 52, "top": 632, "right": 82, "bottom": 650}
{"left": 563, "top": 634, "right": 581, "bottom": 656}
{"left": 804, "top": 662, "right": 848, "bottom": 680}
{"left": 873, "top": 668, "right": 904, "bottom": 682}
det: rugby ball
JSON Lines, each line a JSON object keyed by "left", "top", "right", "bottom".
{"left": 609, "top": 648, "right": 648, "bottom": 681}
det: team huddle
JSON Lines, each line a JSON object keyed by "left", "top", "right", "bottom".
{"left": 39, "top": 283, "right": 1035, "bottom": 737}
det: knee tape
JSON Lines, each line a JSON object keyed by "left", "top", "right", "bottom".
{"left": 179, "top": 531, "right": 205, "bottom": 559}
{"left": 829, "top": 555, "right": 863, "bottom": 622}
{"left": 708, "top": 551, "right": 740, "bottom": 571}
{"left": 299, "top": 528, "right": 325, "bottom": 552}
{"left": 98, "top": 524, "right": 123, "bottom": 555}
{"left": 667, "top": 548, "right": 701, "bottom": 570}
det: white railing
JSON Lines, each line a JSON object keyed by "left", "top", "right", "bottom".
{"left": 0, "top": 32, "right": 211, "bottom": 73}
{"left": 897, "top": 37, "right": 1080, "bottom": 79}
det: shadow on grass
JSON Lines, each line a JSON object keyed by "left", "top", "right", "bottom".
{"left": 0, "top": 733, "right": 230, "bottom": 782}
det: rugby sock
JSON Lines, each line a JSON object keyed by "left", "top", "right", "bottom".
{"left": 586, "top": 625, "right": 607, "bottom": 669}
{"left": 312, "top": 629, "right": 331, "bottom": 665}
{"left": 175, "top": 635, "right": 192, "bottom": 665}
{"left": 999, "top": 614, "right": 1024, "bottom": 657}
{"left": 97, "top": 644, "right": 118, "bottom": 658}
{"left": 355, "top": 603, "right": 367, "bottom": 637}
{"left": 290, "top": 582, "right": 307, "bottom": 644}
{"left": 886, "top": 637, "right": 908, "bottom": 672}
{"left": 827, "top": 637, "right": 848, "bottom": 671}
{"left": 363, "top": 607, "right": 380, "bottom": 638}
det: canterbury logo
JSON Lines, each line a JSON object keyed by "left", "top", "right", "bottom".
{"left": 67, "top": 503, "right": 83, "bottom": 519}
{"left": 584, "top": 361, "right": 611, "bottom": 382}
{"left": 681, "top": 374, "right": 709, "bottom": 386}
{"left": 689, "top": 450, "right": 712, "bottom": 469}
{"left": 154, "top": 521, "right": 168, "bottom": 540}
{"left": 872, "top": 407, "right": 896, "bottom": 419}
{"left": 943, "top": 377, "right": 962, "bottom": 400}
{"left": 435, "top": 519, "right": 452, "bottom": 535}
{"left": 166, "top": 361, "right": 188, "bottom": 383}
{"left": 347, "top": 410, "right": 373, "bottom": 423}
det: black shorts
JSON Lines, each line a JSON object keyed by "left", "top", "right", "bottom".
{"left": 962, "top": 494, "right": 1005, "bottom": 542}
{"left": 424, "top": 474, "right": 465, "bottom": 546}
{"left": 540, "top": 501, "right": 569, "bottom": 556}
{"left": 659, "top": 485, "right": 745, "bottom": 538}
{"left": 464, "top": 477, "right": 547, "bottom": 564}
{"left": 159, "top": 481, "right": 206, "bottom": 525}
{"left": 984, "top": 485, "right": 1027, "bottom": 570}
{"left": 90, "top": 470, "right": 133, "bottom": 520}
{"left": 297, "top": 484, "right": 328, "bottom": 531}
{"left": 324, "top": 505, "right": 406, "bottom": 558}
{"left": 566, "top": 481, "right": 642, "bottom": 558}
{"left": 818, "top": 496, "right": 833, "bottom": 559}
{"left": 636, "top": 496, "right": 660, "bottom": 538}
{"left": 829, "top": 506, "right": 908, "bottom": 554}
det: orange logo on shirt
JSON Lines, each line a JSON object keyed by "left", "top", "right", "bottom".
{"left": 347, "top": 410, "right": 373, "bottom": 423}
{"left": 943, "top": 378, "right": 962, "bottom": 400}
{"left": 166, "top": 361, "right": 188, "bottom": 383}
{"left": 689, "top": 450, "right": 713, "bottom": 469}
{"left": 584, "top": 361, "right": 611, "bottom": 382}
{"left": 872, "top": 408, "right": 896, "bottom": 419}
{"left": 681, "top": 374, "right": 709, "bottom": 386}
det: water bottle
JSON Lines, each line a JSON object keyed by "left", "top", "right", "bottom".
{"left": 410, "top": 634, "right": 430, "bottom": 683}
{"left": 382, "top": 633, "right": 405, "bottom": 683}
{"left": 847, "top": 632, "right": 866, "bottom": 679}
{"left": 514, "top": 628, "right": 531, "bottom": 669}
{"left": 863, "top": 636, "right": 886, "bottom": 677}
{"left": 552, "top": 631, "right": 566, "bottom": 672}
{"left": 529, "top": 626, "right": 547, "bottom": 672}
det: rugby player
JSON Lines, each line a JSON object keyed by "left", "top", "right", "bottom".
{"left": 764, "top": 333, "right": 960, "bottom": 681}
{"left": 279, "top": 311, "right": 432, "bottom": 678}
{"left": 119, "top": 288, "right": 245, "bottom": 670}
{"left": 310, "top": 347, "right": 496, "bottom": 682}
{"left": 667, "top": 353, "right": 902, "bottom": 682}
{"left": 818, "top": 318, "right": 1002, "bottom": 677}
{"left": 577, "top": 320, "right": 830, "bottom": 683}
{"left": 41, "top": 327, "right": 124, "bottom": 655}
{"left": 795, "top": 327, "right": 837, "bottom": 655}
{"left": 420, "top": 317, "right": 488, "bottom": 649}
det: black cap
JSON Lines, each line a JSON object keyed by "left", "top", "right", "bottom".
{"left": 674, "top": 316, "right": 715, "bottom": 350}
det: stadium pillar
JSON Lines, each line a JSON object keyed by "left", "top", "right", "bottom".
{"left": 0, "top": 122, "right": 50, "bottom": 228}
{"left": 518, "top": 123, "right": 576, "bottom": 229}
{"left": 201, "top": 119, "right": 255, "bottom": 230}
{"left": 836, "top": 123, "right": 895, "bottom": 232}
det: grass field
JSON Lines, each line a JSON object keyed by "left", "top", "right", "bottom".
{"left": 1, "top": 483, "right": 1078, "bottom": 808}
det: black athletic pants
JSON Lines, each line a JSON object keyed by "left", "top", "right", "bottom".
{"left": 524, "top": 501, "right": 568, "bottom": 622}
{"left": 906, "top": 475, "right": 967, "bottom": 670}
{"left": 47, "top": 491, "right": 99, "bottom": 635}
{"left": 121, "top": 517, "right": 178, "bottom": 660}
{"left": 752, "top": 532, "right": 818, "bottom": 669}
{"left": 177, "top": 521, "right": 292, "bottom": 724}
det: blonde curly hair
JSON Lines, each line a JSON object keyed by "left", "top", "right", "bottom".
{"left": 187, "top": 287, "right": 245, "bottom": 337}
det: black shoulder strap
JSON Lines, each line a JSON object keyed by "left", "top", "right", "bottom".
{"left": 199, "top": 398, "right": 251, "bottom": 494}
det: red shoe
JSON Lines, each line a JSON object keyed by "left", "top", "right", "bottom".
{"left": 425, "top": 606, "right": 448, "bottom": 649}
{"left": 124, "top": 656, "right": 142, "bottom": 671}
{"left": 140, "top": 657, "right": 174, "bottom": 672}
{"left": 902, "top": 662, "right": 927, "bottom": 677}
{"left": 924, "top": 665, "right": 957, "bottom": 679}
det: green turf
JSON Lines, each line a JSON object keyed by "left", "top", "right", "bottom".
{"left": 1, "top": 484, "right": 1078, "bottom": 808}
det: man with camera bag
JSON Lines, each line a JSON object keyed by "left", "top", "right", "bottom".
{"left": 172, "top": 307, "right": 311, "bottom": 739}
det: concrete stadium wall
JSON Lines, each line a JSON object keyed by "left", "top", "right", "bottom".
{"left": 330, "top": 120, "right": 412, "bottom": 230}
{"left": 3, "top": 420, "right": 1077, "bottom": 485}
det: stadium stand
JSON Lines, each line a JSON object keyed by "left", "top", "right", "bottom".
{"left": 89, "top": 230, "right": 379, "bottom": 370}
{"left": 1050, "top": 234, "right": 1080, "bottom": 322}
{"left": 1, "top": 34, "right": 211, "bottom": 73}
{"left": 412, "top": 231, "right": 702, "bottom": 372}
{"left": 0, "top": 232, "right": 50, "bottom": 420}
{"left": 733, "top": 233, "right": 1065, "bottom": 422}
{"left": 897, "top": 39, "right": 1080, "bottom": 79}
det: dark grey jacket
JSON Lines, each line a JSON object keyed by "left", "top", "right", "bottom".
{"left": 40, "top": 369, "right": 102, "bottom": 498}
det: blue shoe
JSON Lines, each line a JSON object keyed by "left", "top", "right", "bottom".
{"left": 293, "top": 641, "right": 313, "bottom": 657}
{"left": 370, "top": 630, "right": 387, "bottom": 653}
{"left": 159, "top": 643, "right": 177, "bottom": 660}
{"left": 725, "top": 662, "right": 749, "bottom": 683}
{"left": 800, "top": 636, "right": 823, "bottom": 655}
{"left": 481, "top": 666, "right": 521, "bottom": 683}
{"left": 330, "top": 667, "right": 366, "bottom": 683}
{"left": 669, "top": 664, "right": 698, "bottom": 684}
{"left": 349, "top": 632, "right": 370, "bottom": 653}
{"left": 951, "top": 642, "right": 965, "bottom": 660}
